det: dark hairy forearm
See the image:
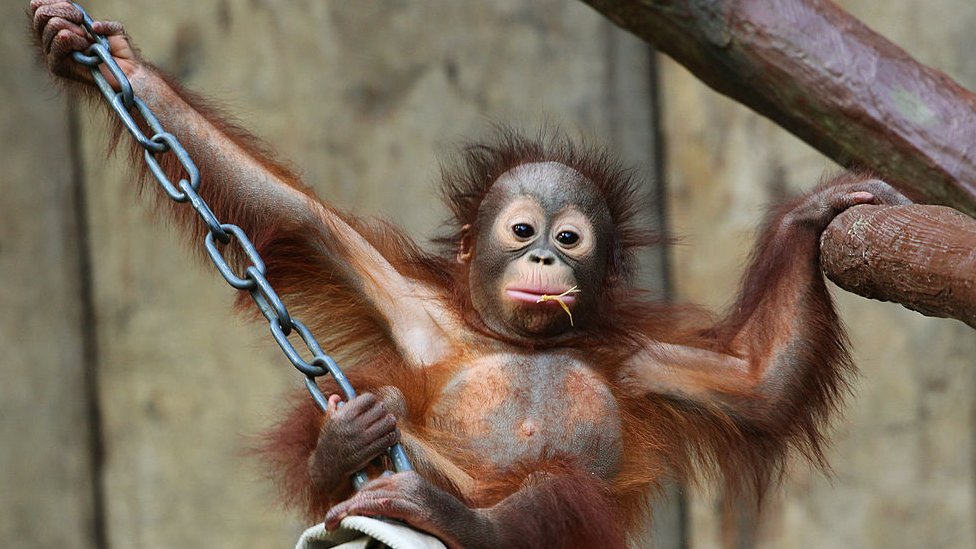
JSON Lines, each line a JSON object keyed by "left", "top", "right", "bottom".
{"left": 481, "top": 472, "right": 627, "bottom": 549}
{"left": 622, "top": 176, "right": 905, "bottom": 428}
{"left": 101, "top": 60, "right": 323, "bottom": 236}
{"left": 718, "top": 175, "right": 904, "bottom": 376}
{"left": 31, "top": 0, "right": 331, "bottom": 275}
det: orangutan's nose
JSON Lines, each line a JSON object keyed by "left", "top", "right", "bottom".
{"left": 527, "top": 249, "right": 556, "bottom": 265}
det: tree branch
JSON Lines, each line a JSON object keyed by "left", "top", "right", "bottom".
{"left": 821, "top": 204, "right": 976, "bottom": 327}
{"left": 581, "top": 0, "right": 976, "bottom": 215}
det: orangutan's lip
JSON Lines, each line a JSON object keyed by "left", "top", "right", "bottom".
{"left": 505, "top": 288, "right": 578, "bottom": 305}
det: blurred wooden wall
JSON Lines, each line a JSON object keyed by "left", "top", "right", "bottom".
{"left": 1, "top": 1, "right": 973, "bottom": 548}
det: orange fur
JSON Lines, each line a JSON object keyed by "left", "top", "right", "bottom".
{"left": 82, "top": 74, "right": 853, "bottom": 541}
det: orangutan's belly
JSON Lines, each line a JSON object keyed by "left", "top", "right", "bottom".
{"left": 430, "top": 352, "right": 622, "bottom": 478}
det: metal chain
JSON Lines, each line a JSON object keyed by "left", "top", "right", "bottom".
{"left": 68, "top": 3, "right": 412, "bottom": 487}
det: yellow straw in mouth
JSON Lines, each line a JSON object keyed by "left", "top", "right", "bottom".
{"left": 536, "top": 286, "right": 581, "bottom": 326}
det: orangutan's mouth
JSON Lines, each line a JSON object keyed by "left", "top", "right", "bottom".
{"left": 505, "top": 288, "right": 578, "bottom": 305}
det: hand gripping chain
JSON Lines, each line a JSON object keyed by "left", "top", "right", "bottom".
{"left": 68, "top": 3, "right": 412, "bottom": 489}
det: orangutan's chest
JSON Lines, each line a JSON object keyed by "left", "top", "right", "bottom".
{"left": 429, "top": 353, "right": 622, "bottom": 478}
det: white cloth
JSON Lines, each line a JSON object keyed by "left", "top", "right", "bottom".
{"left": 295, "top": 517, "right": 447, "bottom": 549}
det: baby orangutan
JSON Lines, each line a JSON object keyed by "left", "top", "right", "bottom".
{"left": 31, "top": 2, "right": 911, "bottom": 547}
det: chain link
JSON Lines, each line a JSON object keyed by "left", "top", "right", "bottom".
{"left": 69, "top": 3, "right": 412, "bottom": 486}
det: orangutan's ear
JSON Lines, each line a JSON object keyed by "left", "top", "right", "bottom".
{"left": 457, "top": 224, "right": 474, "bottom": 264}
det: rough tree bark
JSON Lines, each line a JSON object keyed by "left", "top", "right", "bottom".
{"left": 822, "top": 205, "right": 976, "bottom": 328}
{"left": 580, "top": 0, "right": 976, "bottom": 326}
{"left": 579, "top": 0, "right": 976, "bottom": 215}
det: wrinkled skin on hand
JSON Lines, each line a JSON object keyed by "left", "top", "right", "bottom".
{"left": 325, "top": 471, "right": 496, "bottom": 549}
{"left": 30, "top": 0, "right": 139, "bottom": 87}
{"left": 308, "top": 393, "right": 400, "bottom": 502}
{"left": 788, "top": 177, "right": 912, "bottom": 229}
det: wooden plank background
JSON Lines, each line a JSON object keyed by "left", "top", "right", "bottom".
{"left": 1, "top": 3, "right": 97, "bottom": 547}
{"left": 2, "top": 1, "right": 973, "bottom": 548}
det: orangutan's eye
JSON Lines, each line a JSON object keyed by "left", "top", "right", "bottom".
{"left": 555, "top": 230, "right": 580, "bottom": 247}
{"left": 512, "top": 223, "right": 535, "bottom": 239}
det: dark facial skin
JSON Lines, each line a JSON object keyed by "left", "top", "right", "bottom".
{"left": 464, "top": 162, "right": 613, "bottom": 339}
